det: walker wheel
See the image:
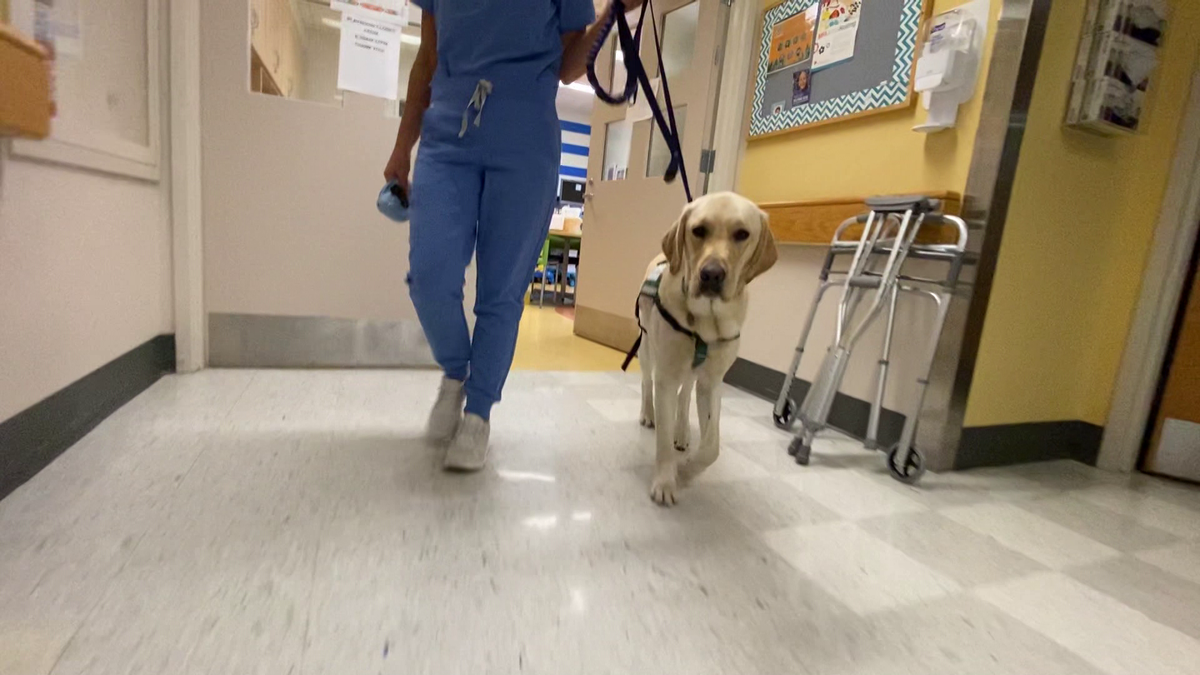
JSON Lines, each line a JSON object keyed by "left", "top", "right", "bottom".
{"left": 789, "top": 438, "right": 811, "bottom": 465}
{"left": 773, "top": 398, "right": 797, "bottom": 430}
{"left": 887, "top": 445, "right": 926, "bottom": 485}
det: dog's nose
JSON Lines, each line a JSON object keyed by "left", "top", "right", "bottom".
{"left": 699, "top": 262, "right": 726, "bottom": 295}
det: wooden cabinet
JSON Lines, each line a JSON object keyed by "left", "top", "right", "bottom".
{"left": 249, "top": 0, "right": 304, "bottom": 98}
{"left": 0, "top": 23, "right": 51, "bottom": 138}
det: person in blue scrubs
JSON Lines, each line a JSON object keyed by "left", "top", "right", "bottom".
{"left": 384, "top": 1, "right": 640, "bottom": 471}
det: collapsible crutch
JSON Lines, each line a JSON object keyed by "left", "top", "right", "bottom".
{"left": 771, "top": 196, "right": 969, "bottom": 484}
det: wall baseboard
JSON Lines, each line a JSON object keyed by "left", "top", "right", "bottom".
{"left": 724, "top": 357, "right": 1105, "bottom": 471}
{"left": 723, "top": 357, "right": 907, "bottom": 448}
{"left": 208, "top": 313, "right": 437, "bottom": 368}
{"left": 958, "top": 420, "right": 1104, "bottom": 469}
{"left": 0, "top": 335, "right": 176, "bottom": 501}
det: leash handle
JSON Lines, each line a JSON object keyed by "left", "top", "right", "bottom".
{"left": 585, "top": 0, "right": 646, "bottom": 105}
{"left": 585, "top": 0, "right": 693, "bottom": 202}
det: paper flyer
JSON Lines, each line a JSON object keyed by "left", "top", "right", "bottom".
{"left": 766, "top": 5, "right": 818, "bottom": 74}
{"left": 791, "top": 68, "right": 811, "bottom": 106}
{"left": 813, "top": 0, "right": 863, "bottom": 71}
{"left": 331, "top": 0, "right": 408, "bottom": 24}
{"left": 337, "top": 10, "right": 403, "bottom": 100}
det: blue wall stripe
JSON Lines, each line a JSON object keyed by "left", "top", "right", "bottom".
{"left": 561, "top": 143, "right": 589, "bottom": 157}
{"left": 560, "top": 120, "right": 591, "bottom": 135}
{"left": 559, "top": 165, "right": 587, "bottom": 179}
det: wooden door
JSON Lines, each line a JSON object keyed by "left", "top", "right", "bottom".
{"left": 576, "top": 0, "right": 729, "bottom": 349}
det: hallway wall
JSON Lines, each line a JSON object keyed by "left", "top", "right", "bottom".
{"left": 735, "top": 0, "right": 999, "bottom": 410}
{"left": 965, "top": 0, "right": 1200, "bottom": 428}
{"left": 200, "top": 0, "right": 432, "bottom": 325}
{"left": 0, "top": 8, "right": 173, "bottom": 424}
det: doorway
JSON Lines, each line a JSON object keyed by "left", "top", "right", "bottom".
{"left": 574, "top": 0, "right": 732, "bottom": 351}
{"left": 1143, "top": 229, "right": 1200, "bottom": 483}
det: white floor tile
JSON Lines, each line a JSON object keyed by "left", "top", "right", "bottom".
{"left": 763, "top": 521, "right": 960, "bottom": 615}
{"left": 859, "top": 511, "right": 1048, "bottom": 587}
{"left": 941, "top": 502, "right": 1120, "bottom": 569}
{"left": 782, "top": 470, "right": 928, "bottom": 520}
{"left": 1016, "top": 494, "right": 1180, "bottom": 552}
{"left": 1, "top": 370, "right": 1197, "bottom": 675}
{"left": 1073, "top": 485, "right": 1200, "bottom": 540}
{"left": 978, "top": 572, "right": 1200, "bottom": 675}
{"left": 1137, "top": 541, "right": 1200, "bottom": 586}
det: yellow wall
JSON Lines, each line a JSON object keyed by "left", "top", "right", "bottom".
{"left": 739, "top": 0, "right": 1000, "bottom": 203}
{"left": 965, "top": 0, "right": 1200, "bottom": 427}
{"left": 735, "top": 0, "right": 1000, "bottom": 411}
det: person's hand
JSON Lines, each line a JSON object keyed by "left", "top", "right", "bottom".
{"left": 383, "top": 144, "right": 411, "bottom": 190}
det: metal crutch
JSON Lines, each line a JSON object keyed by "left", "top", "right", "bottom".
{"left": 789, "top": 206, "right": 926, "bottom": 465}
{"left": 772, "top": 213, "right": 881, "bottom": 430}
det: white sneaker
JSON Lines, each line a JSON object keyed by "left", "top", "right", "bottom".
{"left": 444, "top": 413, "right": 490, "bottom": 472}
{"left": 426, "top": 377, "right": 464, "bottom": 443}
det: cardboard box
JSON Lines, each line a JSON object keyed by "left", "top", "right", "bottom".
{"left": 0, "top": 22, "right": 51, "bottom": 139}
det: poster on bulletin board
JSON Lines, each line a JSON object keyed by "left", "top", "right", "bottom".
{"left": 813, "top": 0, "right": 864, "bottom": 71}
{"left": 748, "top": 0, "right": 928, "bottom": 139}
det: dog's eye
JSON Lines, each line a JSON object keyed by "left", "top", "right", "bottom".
{"left": 691, "top": 225, "right": 708, "bottom": 239}
{"left": 733, "top": 229, "right": 751, "bottom": 242}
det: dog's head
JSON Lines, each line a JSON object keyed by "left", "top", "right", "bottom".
{"left": 661, "top": 192, "right": 777, "bottom": 299}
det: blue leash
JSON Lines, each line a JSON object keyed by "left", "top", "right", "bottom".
{"left": 586, "top": 0, "right": 693, "bottom": 203}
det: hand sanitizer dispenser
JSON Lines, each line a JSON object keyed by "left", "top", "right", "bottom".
{"left": 913, "top": 0, "right": 989, "bottom": 133}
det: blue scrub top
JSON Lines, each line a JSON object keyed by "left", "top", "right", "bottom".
{"left": 411, "top": 0, "right": 596, "bottom": 81}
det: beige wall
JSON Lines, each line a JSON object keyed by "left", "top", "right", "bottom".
{"left": 0, "top": 155, "right": 173, "bottom": 423}
{"left": 965, "top": 0, "right": 1200, "bottom": 427}
{"left": 732, "top": 0, "right": 999, "bottom": 407}
{"left": 0, "top": 1, "right": 173, "bottom": 424}
{"left": 202, "top": 0, "right": 442, "bottom": 324}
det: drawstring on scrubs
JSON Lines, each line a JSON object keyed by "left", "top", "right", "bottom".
{"left": 459, "top": 79, "right": 494, "bottom": 138}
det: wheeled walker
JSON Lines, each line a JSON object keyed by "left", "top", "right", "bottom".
{"left": 771, "top": 196, "right": 969, "bottom": 484}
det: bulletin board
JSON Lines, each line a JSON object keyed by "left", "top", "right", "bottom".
{"left": 8, "top": 0, "right": 161, "bottom": 180}
{"left": 748, "top": 0, "right": 927, "bottom": 139}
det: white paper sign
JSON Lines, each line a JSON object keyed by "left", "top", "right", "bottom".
{"left": 331, "top": 0, "right": 408, "bottom": 25}
{"left": 813, "top": 0, "right": 863, "bottom": 71}
{"left": 338, "top": 11, "right": 403, "bottom": 100}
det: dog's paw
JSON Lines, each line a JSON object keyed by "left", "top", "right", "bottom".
{"left": 650, "top": 474, "right": 679, "bottom": 506}
{"left": 673, "top": 439, "right": 689, "bottom": 453}
{"left": 640, "top": 414, "right": 655, "bottom": 429}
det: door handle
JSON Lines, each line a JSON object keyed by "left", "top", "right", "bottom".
{"left": 584, "top": 192, "right": 594, "bottom": 200}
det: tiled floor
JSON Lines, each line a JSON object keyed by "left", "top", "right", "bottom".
{"left": 3, "top": 369, "right": 1200, "bottom": 675}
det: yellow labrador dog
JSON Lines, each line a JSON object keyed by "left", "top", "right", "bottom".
{"left": 635, "top": 192, "right": 777, "bottom": 505}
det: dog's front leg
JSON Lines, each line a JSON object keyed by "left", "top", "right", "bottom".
{"left": 682, "top": 375, "right": 721, "bottom": 481}
{"left": 673, "top": 375, "right": 694, "bottom": 452}
{"left": 651, "top": 375, "right": 683, "bottom": 505}
{"left": 639, "top": 337, "right": 655, "bottom": 428}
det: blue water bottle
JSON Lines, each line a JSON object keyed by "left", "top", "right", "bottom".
{"left": 377, "top": 180, "right": 410, "bottom": 222}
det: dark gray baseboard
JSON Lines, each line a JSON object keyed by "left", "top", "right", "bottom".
{"left": 724, "top": 357, "right": 1104, "bottom": 471}
{"left": 0, "top": 335, "right": 175, "bottom": 501}
{"left": 957, "top": 421, "right": 1104, "bottom": 469}
{"left": 723, "top": 357, "right": 907, "bottom": 448}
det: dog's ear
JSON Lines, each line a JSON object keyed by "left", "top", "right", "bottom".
{"left": 744, "top": 208, "right": 778, "bottom": 283}
{"left": 662, "top": 203, "right": 692, "bottom": 275}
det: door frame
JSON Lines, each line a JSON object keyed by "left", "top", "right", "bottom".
{"left": 171, "top": 0, "right": 207, "bottom": 373}
{"left": 1098, "top": 70, "right": 1200, "bottom": 472}
{"left": 708, "top": 0, "right": 758, "bottom": 193}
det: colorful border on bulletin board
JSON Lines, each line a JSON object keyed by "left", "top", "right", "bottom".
{"left": 749, "top": 0, "right": 924, "bottom": 138}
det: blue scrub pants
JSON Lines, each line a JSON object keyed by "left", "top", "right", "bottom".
{"left": 407, "top": 73, "right": 560, "bottom": 420}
